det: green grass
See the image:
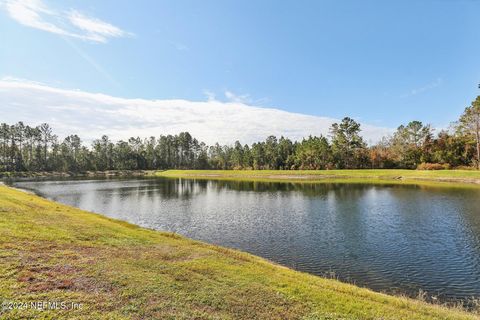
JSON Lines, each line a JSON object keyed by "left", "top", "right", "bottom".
{"left": 0, "top": 185, "right": 477, "bottom": 319}
{"left": 156, "top": 169, "right": 480, "bottom": 186}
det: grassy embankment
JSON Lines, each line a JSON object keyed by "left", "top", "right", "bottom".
{"left": 156, "top": 169, "right": 480, "bottom": 185}
{"left": 0, "top": 184, "right": 477, "bottom": 319}
{"left": 0, "top": 170, "right": 156, "bottom": 179}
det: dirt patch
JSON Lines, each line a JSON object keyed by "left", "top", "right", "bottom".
{"left": 264, "top": 174, "right": 347, "bottom": 180}
{"left": 409, "top": 177, "right": 480, "bottom": 184}
{"left": 11, "top": 243, "right": 117, "bottom": 294}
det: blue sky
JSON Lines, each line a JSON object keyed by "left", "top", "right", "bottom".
{"left": 1, "top": 0, "right": 479, "bottom": 144}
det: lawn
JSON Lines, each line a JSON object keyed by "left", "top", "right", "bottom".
{"left": 0, "top": 185, "right": 477, "bottom": 319}
{"left": 156, "top": 169, "right": 480, "bottom": 185}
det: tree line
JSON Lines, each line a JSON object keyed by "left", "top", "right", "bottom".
{"left": 1, "top": 96, "right": 479, "bottom": 172}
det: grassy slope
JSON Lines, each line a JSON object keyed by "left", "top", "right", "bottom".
{"left": 156, "top": 169, "right": 480, "bottom": 185}
{"left": 0, "top": 186, "right": 477, "bottom": 319}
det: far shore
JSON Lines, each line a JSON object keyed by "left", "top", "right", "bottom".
{"left": 156, "top": 169, "right": 480, "bottom": 185}
{"left": 0, "top": 170, "right": 158, "bottom": 179}
{"left": 3, "top": 169, "right": 480, "bottom": 186}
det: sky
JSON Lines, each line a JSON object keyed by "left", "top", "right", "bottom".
{"left": 1, "top": 0, "right": 479, "bottom": 144}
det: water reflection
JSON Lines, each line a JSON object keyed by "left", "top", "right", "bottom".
{"left": 12, "top": 177, "right": 480, "bottom": 303}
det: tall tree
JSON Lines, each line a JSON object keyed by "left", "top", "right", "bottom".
{"left": 293, "top": 136, "right": 331, "bottom": 169}
{"left": 330, "top": 117, "right": 366, "bottom": 169}
{"left": 92, "top": 135, "right": 114, "bottom": 171}
{"left": 0, "top": 123, "right": 9, "bottom": 171}
{"left": 39, "top": 123, "right": 53, "bottom": 170}
{"left": 458, "top": 96, "right": 480, "bottom": 169}
{"left": 391, "top": 121, "right": 432, "bottom": 168}
{"left": 278, "top": 137, "right": 294, "bottom": 169}
{"left": 231, "top": 141, "right": 244, "bottom": 169}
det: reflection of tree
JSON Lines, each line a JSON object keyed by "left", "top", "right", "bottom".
{"left": 204, "top": 179, "right": 416, "bottom": 198}
{"left": 144, "top": 178, "right": 206, "bottom": 200}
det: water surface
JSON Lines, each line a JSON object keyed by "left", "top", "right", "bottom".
{"left": 12, "top": 177, "right": 480, "bottom": 303}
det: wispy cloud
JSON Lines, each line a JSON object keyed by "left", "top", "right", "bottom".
{"left": 203, "top": 90, "right": 216, "bottom": 102}
{"left": 401, "top": 77, "right": 443, "bottom": 98}
{"left": 224, "top": 90, "right": 271, "bottom": 105}
{"left": 224, "top": 90, "right": 252, "bottom": 104}
{"left": 3, "top": 0, "right": 132, "bottom": 43}
{"left": 68, "top": 10, "right": 131, "bottom": 42}
{"left": 0, "top": 78, "right": 392, "bottom": 145}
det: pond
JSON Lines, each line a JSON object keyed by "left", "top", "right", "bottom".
{"left": 11, "top": 177, "right": 480, "bottom": 304}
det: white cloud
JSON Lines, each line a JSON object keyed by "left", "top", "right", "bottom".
{"left": 3, "top": 0, "right": 131, "bottom": 43}
{"left": 0, "top": 78, "right": 393, "bottom": 145}
{"left": 68, "top": 10, "right": 130, "bottom": 42}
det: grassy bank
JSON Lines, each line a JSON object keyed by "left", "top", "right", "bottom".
{"left": 3, "top": 169, "right": 480, "bottom": 185}
{"left": 156, "top": 169, "right": 480, "bottom": 185}
{"left": 0, "top": 185, "right": 477, "bottom": 319}
{"left": 0, "top": 170, "right": 157, "bottom": 179}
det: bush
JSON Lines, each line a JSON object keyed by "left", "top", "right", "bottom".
{"left": 454, "top": 165, "right": 477, "bottom": 170}
{"left": 417, "top": 163, "right": 450, "bottom": 170}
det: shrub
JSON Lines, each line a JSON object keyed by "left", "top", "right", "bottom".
{"left": 454, "top": 165, "right": 477, "bottom": 170}
{"left": 417, "top": 163, "right": 450, "bottom": 170}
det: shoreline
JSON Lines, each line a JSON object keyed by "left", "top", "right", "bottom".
{"left": 3, "top": 169, "right": 480, "bottom": 185}
{"left": 0, "top": 184, "right": 477, "bottom": 319}
{"left": 0, "top": 170, "right": 158, "bottom": 179}
{"left": 156, "top": 169, "right": 480, "bottom": 186}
